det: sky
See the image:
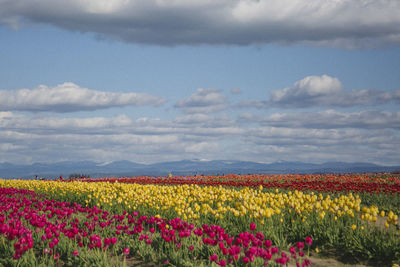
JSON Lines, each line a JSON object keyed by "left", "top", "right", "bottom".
{"left": 0, "top": 0, "right": 400, "bottom": 166}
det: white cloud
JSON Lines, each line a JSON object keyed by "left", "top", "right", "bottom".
{"left": 174, "top": 88, "right": 228, "bottom": 114}
{"left": 244, "top": 126, "right": 400, "bottom": 151}
{"left": 1, "top": 0, "right": 400, "bottom": 47}
{"left": 269, "top": 75, "right": 345, "bottom": 107}
{"left": 184, "top": 142, "right": 221, "bottom": 153}
{"left": 271, "top": 75, "right": 343, "bottom": 101}
{"left": 269, "top": 75, "right": 346, "bottom": 107}
{"left": 0, "top": 82, "right": 166, "bottom": 112}
{"left": 239, "top": 110, "right": 400, "bottom": 129}
{"left": 173, "top": 114, "right": 234, "bottom": 127}
{"left": 230, "top": 126, "right": 400, "bottom": 165}
{"left": 241, "top": 75, "right": 400, "bottom": 108}
{"left": 0, "top": 111, "right": 242, "bottom": 164}
{"left": 0, "top": 110, "right": 399, "bottom": 165}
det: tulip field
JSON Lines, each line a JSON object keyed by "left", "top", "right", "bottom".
{"left": 0, "top": 173, "right": 399, "bottom": 266}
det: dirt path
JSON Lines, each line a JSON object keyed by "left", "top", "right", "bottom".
{"left": 307, "top": 256, "right": 367, "bottom": 267}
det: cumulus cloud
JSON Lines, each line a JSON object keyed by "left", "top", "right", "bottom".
{"left": 241, "top": 75, "right": 400, "bottom": 108}
{"left": 270, "top": 75, "right": 400, "bottom": 107}
{"left": 173, "top": 114, "right": 234, "bottom": 128}
{"left": 244, "top": 126, "right": 400, "bottom": 149}
{"left": 0, "top": 112, "right": 242, "bottom": 164}
{"left": 238, "top": 110, "right": 400, "bottom": 129}
{"left": 184, "top": 142, "right": 221, "bottom": 153}
{"left": 236, "top": 126, "right": 400, "bottom": 164}
{"left": 0, "top": 111, "right": 399, "bottom": 165}
{"left": 174, "top": 88, "right": 228, "bottom": 114}
{"left": 270, "top": 75, "right": 343, "bottom": 105}
{"left": 0, "top": 112, "right": 135, "bottom": 135}
{"left": 0, "top": 82, "right": 166, "bottom": 112}
{"left": 1, "top": 0, "right": 400, "bottom": 47}
{"left": 0, "top": 112, "right": 241, "bottom": 137}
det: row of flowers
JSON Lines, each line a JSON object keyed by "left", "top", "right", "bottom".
{"left": 73, "top": 173, "right": 400, "bottom": 194}
{"left": 2, "top": 179, "right": 397, "bottom": 229}
{"left": 0, "top": 187, "right": 312, "bottom": 266}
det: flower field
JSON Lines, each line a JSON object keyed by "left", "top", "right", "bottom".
{"left": 77, "top": 173, "right": 400, "bottom": 195}
{"left": 0, "top": 173, "right": 399, "bottom": 266}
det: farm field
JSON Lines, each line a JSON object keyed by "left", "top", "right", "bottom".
{"left": 0, "top": 173, "right": 399, "bottom": 266}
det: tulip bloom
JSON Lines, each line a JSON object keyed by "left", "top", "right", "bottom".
{"left": 122, "top": 248, "right": 130, "bottom": 255}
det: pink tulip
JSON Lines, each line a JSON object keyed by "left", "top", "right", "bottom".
{"left": 122, "top": 248, "right": 130, "bottom": 255}
{"left": 217, "top": 259, "right": 226, "bottom": 266}
{"left": 264, "top": 239, "right": 272, "bottom": 248}
{"left": 209, "top": 253, "right": 218, "bottom": 262}
{"left": 297, "top": 242, "right": 304, "bottom": 250}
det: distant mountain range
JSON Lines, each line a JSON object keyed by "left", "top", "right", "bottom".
{"left": 1, "top": 159, "right": 399, "bottom": 179}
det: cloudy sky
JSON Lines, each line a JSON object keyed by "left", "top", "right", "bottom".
{"left": 0, "top": 0, "right": 400, "bottom": 165}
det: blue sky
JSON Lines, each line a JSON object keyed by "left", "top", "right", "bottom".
{"left": 0, "top": 0, "right": 399, "bottom": 165}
